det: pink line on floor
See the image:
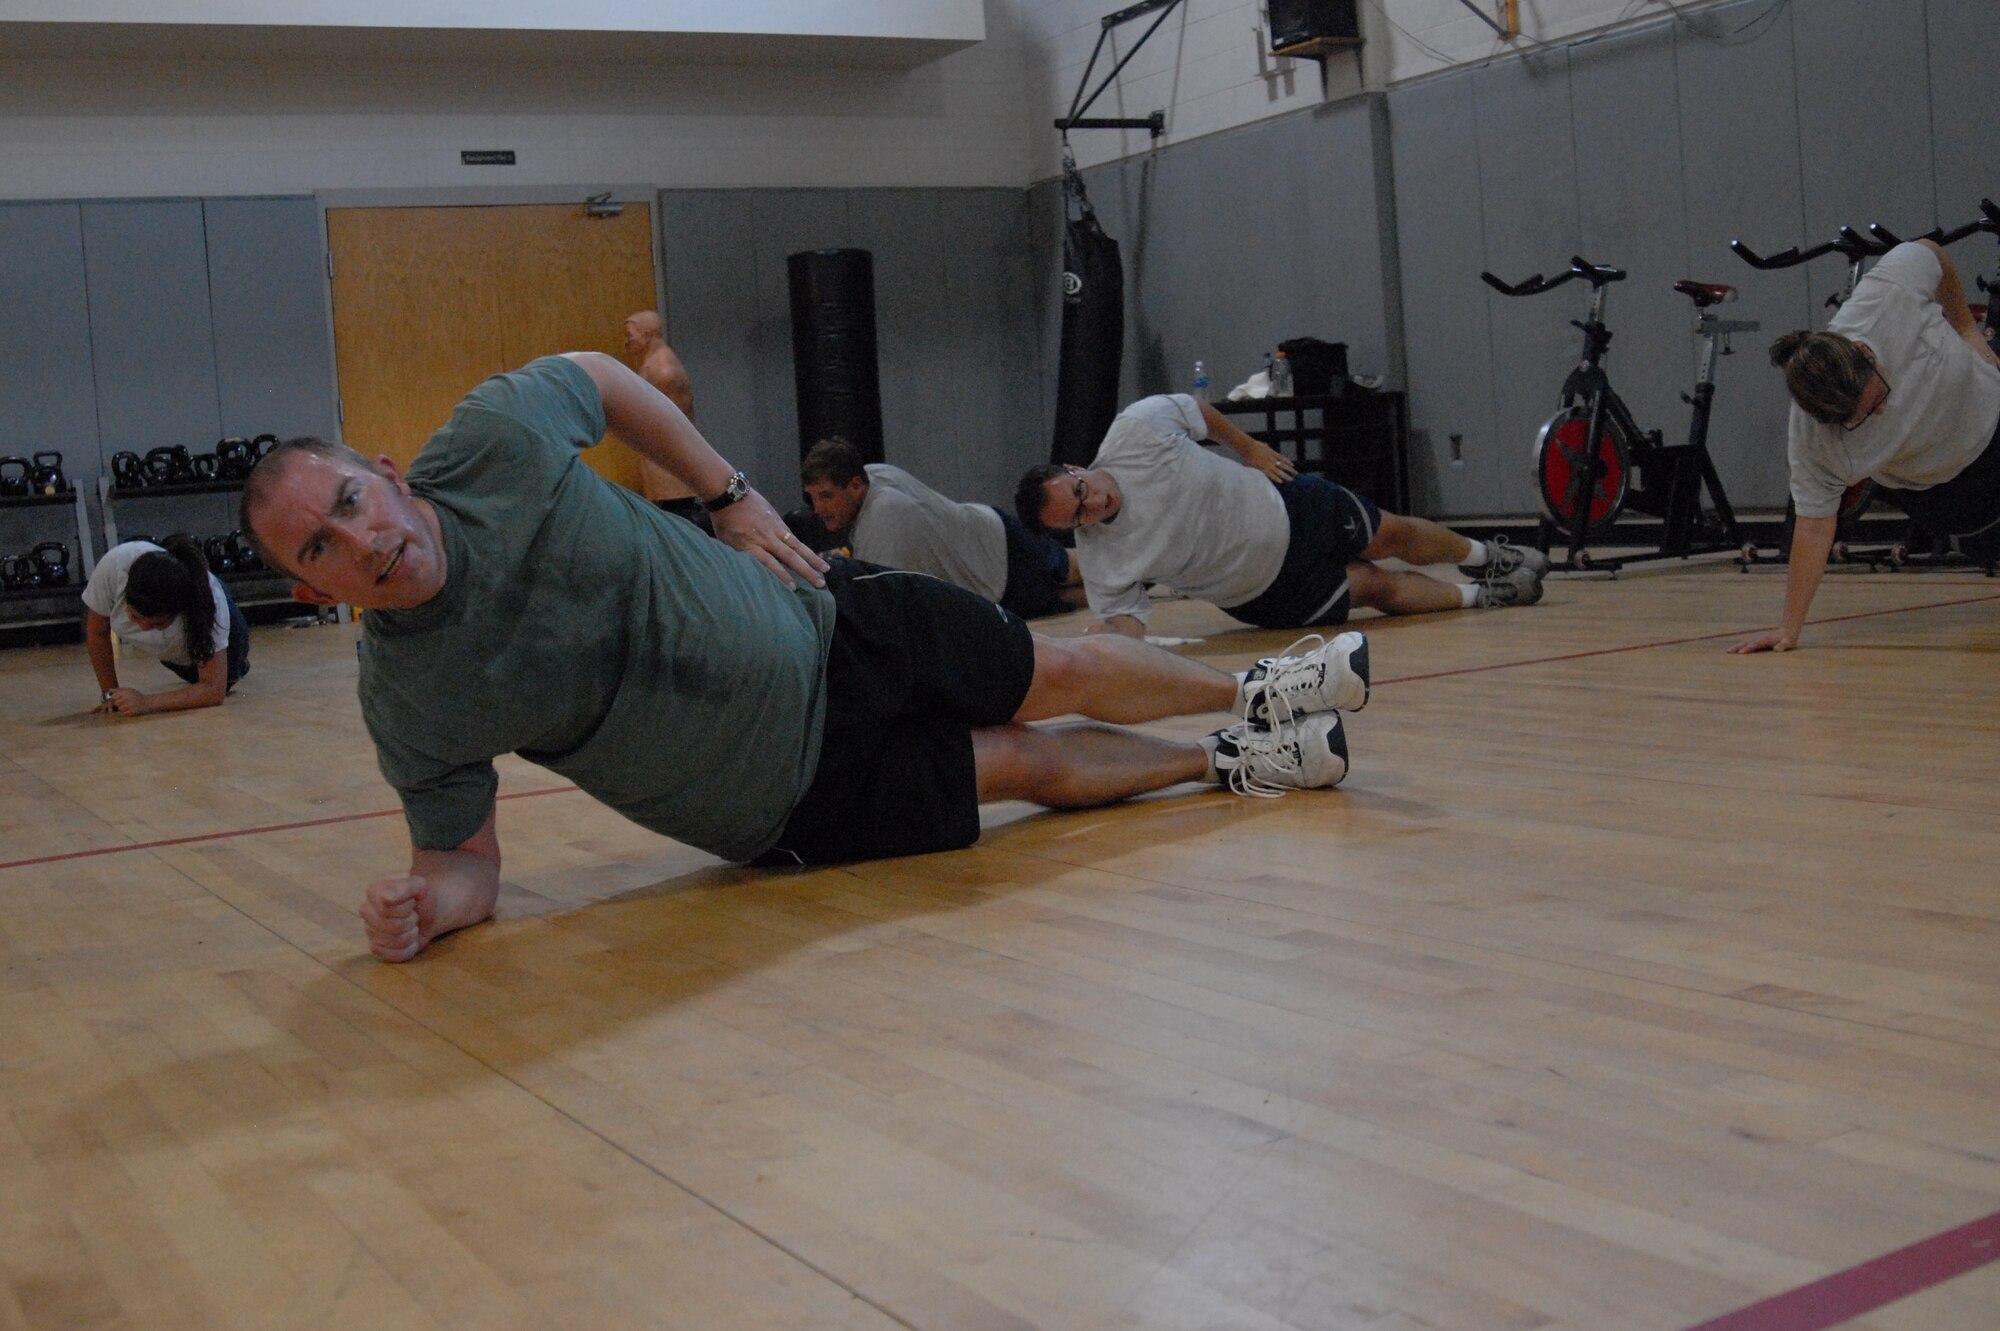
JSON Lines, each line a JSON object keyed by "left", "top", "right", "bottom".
{"left": 1684, "top": 1208, "right": 2000, "bottom": 1331}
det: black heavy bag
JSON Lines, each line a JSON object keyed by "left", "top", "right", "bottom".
{"left": 788, "top": 249, "right": 884, "bottom": 464}
{"left": 1051, "top": 150, "right": 1123, "bottom": 467}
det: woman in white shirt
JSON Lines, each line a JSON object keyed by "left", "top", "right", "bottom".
{"left": 83, "top": 536, "right": 250, "bottom": 715}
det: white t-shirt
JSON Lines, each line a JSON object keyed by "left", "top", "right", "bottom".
{"left": 1788, "top": 242, "right": 2000, "bottom": 517}
{"left": 82, "top": 541, "right": 231, "bottom": 666}
{"left": 850, "top": 463, "right": 1008, "bottom": 602}
{"left": 1075, "top": 394, "right": 1288, "bottom": 625}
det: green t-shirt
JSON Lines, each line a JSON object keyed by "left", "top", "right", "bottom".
{"left": 359, "top": 356, "right": 836, "bottom": 861}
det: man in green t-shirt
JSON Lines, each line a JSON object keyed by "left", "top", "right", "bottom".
{"left": 242, "top": 352, "right": 1373, "bottom": 962}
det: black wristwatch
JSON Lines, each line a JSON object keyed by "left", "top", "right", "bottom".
{"left": 702, "top": 470, "right": 750, "bottom": 513}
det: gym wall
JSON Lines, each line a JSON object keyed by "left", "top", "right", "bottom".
{"left": 1037, "top": 0, "right": 2000, "bottom": 517}
{"left": 659, "top": 187, "right": 1044, "bottom": 514}
{"left": 0, "top": 196, "right": 338, "bottom": 539}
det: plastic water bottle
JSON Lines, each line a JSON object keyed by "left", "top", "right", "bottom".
{"left": 1270, "top": 350, "right": 1294, "bottom": 398}
{"left": 1192, "top": 360, "right": 1210, "bottom": 403}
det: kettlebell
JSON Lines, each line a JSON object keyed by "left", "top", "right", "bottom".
{"left": 190, "top": 453, "right": 220, "bottom": 481}
{"left": 142, "top": 447, "right": 181, "bottom": 485}
{"left": 216, "top": 437, "right": 253, "bottom": 480}
{"left": 0, "top": 457, "right": 28, "bottom": 498}
{"left": 0, "top": 554, "right": 31, "bottom": 590}
{"left": 250, "top": 433, "right": 279, "bottom": 462}
{"left": 30, "top": 542, "right": 69, "bottom": 588}
{"left": 225, "top": 530, "right": 263, "bottom": 572}
{"left": 112, "top": 451, "right": 145, "bottom": 489}
{"left": 204, "top": 535, "right": 233, "bottom": 575}
{"left": 29, "top": 451, "right": 68, "bottom": 496}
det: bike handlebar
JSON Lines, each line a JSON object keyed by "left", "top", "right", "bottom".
{"left": 1738, "top": 201, "right": 2000, "bottom": 272}
{"left": 1479, "top": 256, "right": 1625, "bottom": 297}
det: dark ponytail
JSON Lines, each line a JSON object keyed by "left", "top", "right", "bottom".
{"left": 1769, "top": 329, "right": 1872, "bottom": 426}
{"left": 124, "top": 535, "right": 218, "bottom": 665}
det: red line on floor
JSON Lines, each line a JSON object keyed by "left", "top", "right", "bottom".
{"left": 7, "top": 588, "right": 1997, "bottom": 876}
{"left": 1379, "top": 589, "right": 2000, "bottom": 687}
{"left": 0, "top": 785, "right": 579, "bottom": 873}
{"left": 1684, "top": 1208, "right": 2000, "bottom": 1331}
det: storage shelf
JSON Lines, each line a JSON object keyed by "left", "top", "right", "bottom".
{"left": 0, "top": 490, "right": 82, "bottom": 510}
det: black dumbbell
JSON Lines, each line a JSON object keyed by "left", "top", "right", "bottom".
{"left": 112, "top": 451, "right": 145, "bottom": 489}
{"left": 29, "top": 452, "right": 69, "bottom": 496}
{"left": 30, "top": 542, "right": 69, "bottom": 588}
{"left": 0, "top": 457, "right": 28, "bottom": 498}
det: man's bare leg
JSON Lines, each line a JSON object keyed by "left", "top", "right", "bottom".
{"left": 1347, "top": 560, "right": 1468, "bottom": 616}
{"left": 975, "top": 722, "right": 1208, "bottom": 806}
{"left": 1015, "top": 634, "right": 1238, "bottom": 724}
{"left": 1360, "top": 511, "right": 1475, "bottom": 566}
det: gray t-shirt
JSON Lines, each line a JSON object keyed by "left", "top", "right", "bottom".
{"left": 360, "top": 356, "right": 836, "bottom": 861}
{"left": 1075, "top": 394, "right": 1288, "bottom": 625}
{"left": 1789, "top": 242, "right": 2000, "bottom": 517}
{"left": 850, "top": 463, "right": 1008, "bottom": 601}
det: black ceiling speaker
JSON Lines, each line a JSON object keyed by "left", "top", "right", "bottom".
{"left": 1269, "top": 0, "right": 1359, "bottom": 47}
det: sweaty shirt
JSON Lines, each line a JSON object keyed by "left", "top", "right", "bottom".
{"left": 850, "top": 463, "right": 1008, "bottom": 602}
{"left": 1789, "top": 242, "right": 2000, "bottom": 517}
{"left": 359, "top": 356, "right": 836, "bottom": 861}
{"left": 1074, "top": 395, "right": 1288, "bottom": 625}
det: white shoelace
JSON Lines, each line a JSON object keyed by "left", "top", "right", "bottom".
{"left": 1221, "top": 719, "right": 1302, "bottom": 798}
{"left": 1243, "top": 633, "right": 1328, "bottom": 729}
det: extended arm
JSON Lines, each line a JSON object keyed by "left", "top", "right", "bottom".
{"left": 90, "top": 609, "right": 229, "bottom": 715}
{"left": 1198, "top": 400, "right": 1297, "bottom": 483}
{"left": 1731, "top": 513, "right": 1835, "bottom": 654}
{"left": 360, "top": 806, "right": 502, "bottom": 962}
{"left": 561, "top": 351, "right": 826, "bottom": 587}
{"left": 1921, "top": 239, "right": 2000, "bottom": 369}
{"left": 86, "top": 610, "right": 119, "bottom": 706}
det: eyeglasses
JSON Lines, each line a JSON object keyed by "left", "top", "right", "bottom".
{"left": 1841, "top": 363, "right": 1889, "bottom": 433}
{"left": 1054, "top": 469, "right": 1089, "bottom": 530}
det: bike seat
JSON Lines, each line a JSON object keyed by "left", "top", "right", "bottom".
{"left": 1673, "top": 280, "right": 1736, "bottom": 307}
{"left": 1571, "top": 258, "right": 1626, "bottom": 285}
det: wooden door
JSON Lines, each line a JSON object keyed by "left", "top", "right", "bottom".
{"left": 325, "top": 204, "right": 659, "bottom": 489}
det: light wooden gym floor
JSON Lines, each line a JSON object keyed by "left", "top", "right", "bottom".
{"left": 3, "top": 560, "right": 1999, "bottom": 1331}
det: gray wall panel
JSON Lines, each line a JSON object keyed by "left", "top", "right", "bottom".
{"left": 82, "top": 200, "right": 222, "bottom": 459}
{"left": 844, "top": 191, "right": 955, "bottom": 489}
{"left": 204, "top": 196, "right": 339, "bottom": 443}
{"left": 1929, "top": 0, "right": 2000, "bottom": 225}
{"left": 934, "top": 189, "right": 1043, "bottom": 507}
{"left": 1674, "top": 10, "right": 1809, "bottom": 506}
{"left": 658, "top": 191, "right": 776, "bottom": 499}
{"left": 1389, "top": 71, "right": 1498, "bottom": 516}
{"left": 1567, "top": 25, "right": 1691, "bottom": 448}
{"left": 0, "top": 203, "right": 99, "bottom": 487}
{"left": 1474, "top": 50, "right": 1583, "bottom": 516}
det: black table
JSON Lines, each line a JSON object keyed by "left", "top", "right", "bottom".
{"left": 1214, "top": 392, "right": 1409, "bottom": 514}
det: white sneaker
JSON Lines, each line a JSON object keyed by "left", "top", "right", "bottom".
{"left": 1239, "top": 632, "right": 1370, "bottom": 726}
{"left": 1474, "top": 567, "right": 1544, "bottom": 608}
{"left": 1461, "top": 535, "right": 1551, "bottom": 581}
{"left": 1208, "top": 713, "right": 1349, "bottom": 798}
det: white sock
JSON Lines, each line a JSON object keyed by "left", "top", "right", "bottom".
{"left": 1460, "top": 539, "right": 1489, "bottom": 567}
{"left": 1199, "top": 731, "right": 1225, "bottom": 783}
{"left": 1457, "top": 582, "right": 1481, "bottom": 609}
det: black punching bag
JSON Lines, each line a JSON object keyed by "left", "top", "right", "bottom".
{"left": 788, "top": 248, "right": 884, "bottom": 464}
{"left": 1051, "top": 155, "right": 1123, "bottom": 466}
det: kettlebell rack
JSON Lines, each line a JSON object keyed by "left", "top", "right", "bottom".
{"left": 0, "top": 464, "right": 96, "bottom": 632}
{"left": 99, "top": 470, "right": 294, "bottom": 609}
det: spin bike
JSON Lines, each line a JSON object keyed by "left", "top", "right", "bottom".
{"left": 1481, "top": 257, "right": 1758, "bottom": 572}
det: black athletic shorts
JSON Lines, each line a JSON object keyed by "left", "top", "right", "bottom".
{"left": 757, "top": 559, "right": 1037, "bottom": 867}
{"left": 162, "top": 588, "right": 251, "bottom": 691}
{"left": 1222, "top": 475, "right": 1381, "bottom": 629}
{"left": 1876, "top": 412, "right": 2000, "bottom": 548}
{"left": 996, "top": 506, "right": 1073, "bottom": 619}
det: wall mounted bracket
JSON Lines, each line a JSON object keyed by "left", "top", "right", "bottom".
{"left": 1053, "top": 0, "right": 1184, "bottom": 138}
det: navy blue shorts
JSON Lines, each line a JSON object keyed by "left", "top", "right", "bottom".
{"left": 996, "top": 507, "right": 1073, "bottom": 619}
{"left": 1222, "top": 475, "right": 1380, "bottom": 629}
{"left": 1877, "top": 413, "right": 2000, "bottom": 546}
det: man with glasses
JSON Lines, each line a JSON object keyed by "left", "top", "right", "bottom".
{"left": 1015, "top": 395, "right": 1544, "bottom": 640}
{"left": 1736, "top": 240, "right": 2000, "bottom": 653}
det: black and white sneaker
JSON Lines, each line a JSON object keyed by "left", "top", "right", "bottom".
{"left": 1239, "top": 631, "right": 1370, "bottom": 726}
{"left": 1208, "top": 714, "right": 1349, "bottom": 798}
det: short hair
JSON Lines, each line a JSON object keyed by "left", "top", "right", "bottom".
{"left": 1013, "top": 464, "right": 1069, "bottom": 535}
{"left": 239, "top": 437, "right": 374, "bottom": 568}
{"left": 1770, "top": 330, "right": 1872, "bottom": 426}
{"left": 801, "top": 438, "right": 866, "bottom": 488}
